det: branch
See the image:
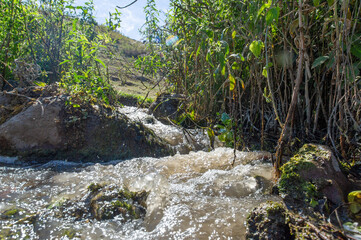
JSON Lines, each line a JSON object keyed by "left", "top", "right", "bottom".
{"left": 116, "top": 0, "right": 138, "bottom": 9}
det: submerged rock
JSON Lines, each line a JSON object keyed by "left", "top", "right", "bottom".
{"left": 0, "top": 85, "right": 173, "bottom": 162}
{"left": 50, "top": 184, "right": 148, "bottom": 222}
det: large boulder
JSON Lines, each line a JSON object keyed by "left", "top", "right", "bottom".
{"left": 0, "top": 87, "right": 173, "bottom": 163}
{"left": 278, "top": 144, "right": 352, "bottom": 210}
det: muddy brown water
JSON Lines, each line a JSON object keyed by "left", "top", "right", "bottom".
{"left": 0, "top": 107, "right": 279, "bottom": 239}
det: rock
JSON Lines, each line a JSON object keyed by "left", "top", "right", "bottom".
{"left": 148, "top": 93, "right": 186, "bottom": 124}
{"left": 278, "top": 144, "right": 351, "bottom": 209}
{"left": 0, "top": 207, "right": 29, "bottom": 221}
{"left": 89, "top": 187, "right": 147, "bottom": 221}
{"left": 50, "top": 184, "right": 148, "bottom": 222}
{"left": 246, "top": 201, "right": 343, "bottom": 240}
{"left": 246, "top": 202, "right": 292, "bottom": 240}
{"left": 0, "top": 86, "right": 173, "bottom": 162}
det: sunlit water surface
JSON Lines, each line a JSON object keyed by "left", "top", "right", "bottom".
{"left": 0, "top": 107, "right": 279, "bottom": 239}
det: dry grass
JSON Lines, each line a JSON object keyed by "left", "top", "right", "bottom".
{"left": 96, "top": 26, "right": 165, "bottom": 100}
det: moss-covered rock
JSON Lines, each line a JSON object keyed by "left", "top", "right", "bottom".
{"left": 246, "top": 201, "right": 348, "bottom": 240}
{"left": 50, "top": 184, "right": 148, "bottom": 223}
{"left": 277, "top": 144, "right": 351, "bottom": 210}
{"left": 246, "top": 202, "right": 293, "bottom": 240}
{"left": 89, "top": 185, "right": 148, "bottom": 221}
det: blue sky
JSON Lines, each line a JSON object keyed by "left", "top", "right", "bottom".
{"left": 74, "top": 0, "right": 170, "bottom": 40}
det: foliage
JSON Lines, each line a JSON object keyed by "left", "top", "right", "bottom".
{"left": 0, "top": 0, "right": 121, "bottom": 105}
{"left": 141, "top": 0, "right": 361, "bottom": 158}
{"left": 348, "top": 191, "right": 361, "bottom": 214}
{"left": 279, "top": 147, "right": 320, "bottom": 207}
{"left": 216, "top": 112, "right": 235, "bottom": 147}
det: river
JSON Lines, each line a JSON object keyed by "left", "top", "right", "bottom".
{"left": 0, "top": 107, "right": 279, "bottom": 239}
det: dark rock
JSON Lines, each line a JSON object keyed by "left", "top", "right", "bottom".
{"left": 0, "top": 85, "right": 173, "bottom": 162}
{"left": 246, "top": 202, "right": 293, "bottom": 240}
{"left": 148, "top": 93, "right": 186, "bottom": 124}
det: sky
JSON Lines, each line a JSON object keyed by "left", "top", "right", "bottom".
{"left": 74, "top": 0, "right": 170, "bottom": 41}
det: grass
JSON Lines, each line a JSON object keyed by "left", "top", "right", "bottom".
{"left": 96, "top": 25, "right": 165, "bottom": 100}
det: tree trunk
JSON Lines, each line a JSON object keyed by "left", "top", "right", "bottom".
{"left": 274, "top": 0, "right": 305, "bottom": 179}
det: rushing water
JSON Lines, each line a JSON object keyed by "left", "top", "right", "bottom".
{"left": 0, "top": 107, "right": 279, "bottom": 239}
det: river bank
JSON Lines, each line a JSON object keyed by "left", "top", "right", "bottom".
{"left": 0, "top": 85, "right": 360, "bottom": 239}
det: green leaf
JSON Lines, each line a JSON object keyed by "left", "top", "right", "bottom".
{"left": 207, "top": 128, "right": 215, "bottom": 139}
{"left": 206, "top": 51, "right": 214, "bottom": 67}
{"left": 221, "top": 112, "right": 231, "bottom": 123}
{"left": 221, "top": 65, "right": 226, "bottom": 76}
{"left": 262, "top": 67, "right": 268, "bottom": 78}
{"left": 351, "top": 44, "right": 361, "bottom": 60}
{"left": 310, "top": 198, "right": 319, "bottom": 208}
{"left": 59, "top": 60, "right": 70, "bottom": 65}
{"left": 229, "top": 53, "right": 245, "bottom": 61}
{"left": 313, "top": 0, "right": 320, "bottom": 6}
{"left": 312, "top": 56, "right": 329, "bottom": 69}
{"left": 33, "top": 81, "right": 46, "bottom": 87}
{"left": 350, "top": 203, "right": 361, "bottom": 214}
{"left": 196, "top": 45, "right": 201, "bottom": 57}
{"left": 232, "top": 62, "right": 241, "bottom": 70}
{"left": 266, "top": 7, "right": 280, "bottom": 26}
{"left": 232, "top": 30, "right": 237, "bottom": 39}
{"left": 249, "top": 40, "right": 264, "bottom": 58}
{"left": 95, "top": 58, "right": 106, "bottom": 69}
{"left": 348, "top": 191, "right": 361, "bottom": 203}
{"left": 229, "top": 74, "right": 235, "bottom": 91}
{"left": 240, "top": 79, "right": 245, "bottom": 90}
{"left": 257, "top": 0, "right": 272, "bottom": 17}
{"left": 327, "top": 0, "right": 334, "bottom": 6}
{"left": 263, "top": 87, "right": 271, "bottom": 103}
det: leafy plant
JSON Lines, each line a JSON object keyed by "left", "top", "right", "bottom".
{"left": 0, "top": 0, "right": 121, "bottom": 105}
{"left": 216, "top": 113, "right": 234, "bottom": 147}
{"left": 140, "top": 0, "right": 361, "bottom": 162}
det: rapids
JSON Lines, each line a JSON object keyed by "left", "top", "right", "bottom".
{"left": 0, "top": 107, "right": 279, "bottom": 239}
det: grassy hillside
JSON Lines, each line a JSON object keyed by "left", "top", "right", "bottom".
{"left": 97, "top": 25, "right": 164, "bottom": 100}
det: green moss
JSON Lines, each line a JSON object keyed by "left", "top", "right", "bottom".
{"left": 88, "top": 183, "right": 104, "bottom": 193}
{"left": 4, "top": 208, "right": 19, "bottom": 216}
{"left": 293, "top": 144, "right": 330, "bottom": 161}
{"left": 112, "top": 200, "right": 133, "bottom": 212}
{"left": 278, "top": 144, "right": 323, "bottom": 207}
{"left": 63, "top": 229, "right": 77, "bottom": 239}
{"left": 264, "top": 201, "right": 285, "bottom": 214}
{"left": 0, "top": 229, "right": 13, "bottom": 240}
{"left": 111, "top": 200, "right": 139, "bottom": 218}
{"left": 119, "top": 189, "right": 135, "bottom": 200}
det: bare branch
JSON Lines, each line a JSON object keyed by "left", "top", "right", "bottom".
{"left": 116, "top": 0, "right": 138, "bottom": 9}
